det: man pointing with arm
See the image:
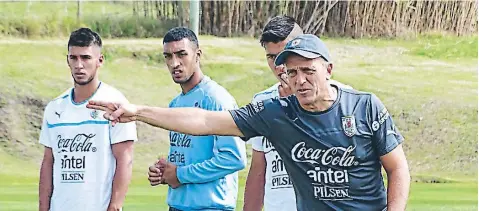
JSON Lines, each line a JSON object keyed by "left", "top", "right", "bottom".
{"left": 88, "top": 34, "right": 410, "bottom": 211}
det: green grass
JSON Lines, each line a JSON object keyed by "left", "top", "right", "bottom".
{"left": 331, "top": 33, "right": 478, "bottom": 62}
{"left": 0, "top": 35, "right": 477, "bottom": 209}
{"left": 0, "top": 173, "right": 476, "bottom": 211}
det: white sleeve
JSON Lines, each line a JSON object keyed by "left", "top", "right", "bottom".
{"left": 250, "top": 136, "right": 264, "bottom": 152}
{"left": 39, "top": 106, "right": 52, "bottom": 148}
{"left": 109, "top": 93, "right": 138, "bottom": 145}
{"left": 109, "top": 122, "right": 137, "bottom": 144}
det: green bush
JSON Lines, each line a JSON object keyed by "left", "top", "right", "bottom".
{"left": 0, "top": 15, "right": 177, "bottom": 38}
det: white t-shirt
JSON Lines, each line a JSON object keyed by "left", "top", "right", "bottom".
{"left": 249, "top": 83, "right": 297, "bottom": 211}
{"left": 39, "top": 82, "right": 137, "bottom": 211}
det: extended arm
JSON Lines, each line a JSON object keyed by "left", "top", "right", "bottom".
{"left": 136, "top": 106, "right": 243, "bottom": 137}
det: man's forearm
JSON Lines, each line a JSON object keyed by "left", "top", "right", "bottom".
{"left": 39, "top": 159, "right": 53, "bottom": 211}
{"left": 243, "top": 169, "right": 265, "bottom": 211}
{"left": 386, "top": 167, "right": 410, "bottom": 211}
{"left": 109, "top": 158, "right": 133, "bottom": 209}
{"left": 136, "top": 106, "right": 211, "bottom": 135}
{"left": 135, "top": 106, "right": 242, "bottom": 137}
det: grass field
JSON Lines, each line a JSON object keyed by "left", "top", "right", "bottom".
{"left": 0, "top": 34, "right": 477, "bottom": 210}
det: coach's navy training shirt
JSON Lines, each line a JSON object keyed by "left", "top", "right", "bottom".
{"left": 229, "top": 85, "right": 404, "bottom": 211}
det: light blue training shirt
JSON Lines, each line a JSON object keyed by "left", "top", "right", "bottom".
{"left": 167, "top": 75, "right": 247, "bottom": 211}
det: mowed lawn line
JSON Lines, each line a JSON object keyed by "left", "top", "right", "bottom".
{"left": 0, "top": 174, "right": 476, "bottom": 211}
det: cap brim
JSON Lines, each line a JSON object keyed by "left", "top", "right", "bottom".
{"left": 274, "top": 49, "right": 321, "bottom": 66}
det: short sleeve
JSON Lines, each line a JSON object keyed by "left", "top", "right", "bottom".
{"left": 250, "top": 136, "right": 264, "bottom": 152}
{"left": 229, "top": 99, "right": 276, "bottom": 140}
{"left": 39, "top": 106, "right": 51, "bottom": 148}
{"left": 109, "top": 94, "right": 138, "bottom": 144}
{"left": 110, "top": 122, "right": 138, "bottom": 144}
{"left": 369, "top": 94, "right": 404, "bottom": 156}
{"left": 246, "top": 95, "right": 266, "bottom": 151}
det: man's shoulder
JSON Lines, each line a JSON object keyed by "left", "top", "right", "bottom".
{"left": 96, "top": 82, "right": 128, "bottom": 100}
{"left": 252, "top": 83, "right": 280, "bottom": 102}
{"left": 51, "top": 88, "right": 72, "bottom": 102}
{"left": 200, "top": 77, "right": 237, "bottom": 106}
{"left": 339, "top": 87, "right": 374, "bottom": 102}
{"left": 250, "top": 95, "right": 289, "bottom": 115}
{"left": 46, "top": 88, "right": 72, "bottom": 108}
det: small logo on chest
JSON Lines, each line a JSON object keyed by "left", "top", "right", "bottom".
{"left": 90, "top": 110, "right": 98, "bottom": 119}
{"left": 341, "top": 116, "right": 357, "bottom": 137}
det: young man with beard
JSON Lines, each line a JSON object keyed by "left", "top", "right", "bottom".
{"left": 87, "top": 34, "right": 410, "bottom": 211}
{"left": 146, "top": 27, "right": 247, "bottom": 211}
{"left": 38, "top": 28, "right": 138, "bottom": 211}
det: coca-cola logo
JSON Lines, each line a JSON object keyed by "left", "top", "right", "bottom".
{"left": 57, "top": 134, "right": 96, "bottom": 153}
{"left": 291, "top": 142, "right": 358, "bottom": 167}
{"left": 170, "top": 132, "right": 192, "bottom": 148}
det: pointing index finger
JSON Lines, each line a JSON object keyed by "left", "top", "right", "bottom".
{"left": 87, "top": 100, "right": 117, "bottom": 111}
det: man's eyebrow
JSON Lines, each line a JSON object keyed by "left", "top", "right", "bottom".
{"left": 68, "top": 54, "right": 92, "bottom": 57}
{"left": 173, "top": 50, "right": 187, "bottom": 54}
{"left": 163, "top": 50, "right": 187, "bottom": 55}
{"left": 287, "top": 67, "right": 316, "bottom": 71}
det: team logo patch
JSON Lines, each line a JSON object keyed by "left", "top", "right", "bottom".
{"left": 90, "top": 110, "right": 98, "bottom": 119}
{"left": 291, "top": 39, "right": 301, "bottom": 47}
{"left": 342, "top": 116, "right": 357, "bottom": 137}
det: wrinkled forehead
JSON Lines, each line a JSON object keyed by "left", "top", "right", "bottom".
{"left": 285, "top": 54, "right": 314, "bottom": 67}
{"left": 285, "top": 55, "right": 327, "bottom": 69}
{"left": 163, "top": 39, "right": 196, "bottom": 53}
{"left": 68, "top": 45, "right": 101, "bottom": 56}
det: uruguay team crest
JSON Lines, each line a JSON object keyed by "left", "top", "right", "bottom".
{"left": 341, "top": 116, "right": 357, "bottom": 137}
{"left": 90, "top": 110, "right": 98, "bottom": 119}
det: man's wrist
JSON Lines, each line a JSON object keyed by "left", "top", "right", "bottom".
{"left": 134, "top": 105, "right": 146, "bottom": 122}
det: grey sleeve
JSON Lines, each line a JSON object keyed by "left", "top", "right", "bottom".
{"left": 229, "top": 99, "right": 274, "bottom": 141}
{"left": 369, "top": 94, "right": 404, "bottom": 156}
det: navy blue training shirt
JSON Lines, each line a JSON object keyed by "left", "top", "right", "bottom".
{"left": 230, "top": 86, "right": 404, "bottom": 211}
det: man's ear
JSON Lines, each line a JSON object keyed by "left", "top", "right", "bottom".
{"left": 98, "top": 54, "right": 104, "bottom": 67}
{"left": 196, "top": 49, "right": 202, "bottom": 62}
{"left": 326, "top": 63, "right": 333, "bottom": 80}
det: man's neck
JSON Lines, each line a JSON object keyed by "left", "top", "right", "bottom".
{"left": 180, "top": 69, "right": 204, "bottom": 94}
{"left": 73, "top": 79, "right": 100, "bottom": 103}
{"left": 302, "top": 84, "right": 338, "bottom": 112}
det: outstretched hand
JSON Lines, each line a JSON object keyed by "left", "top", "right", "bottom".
{"left": 86, "top": 100, "right": 138, "bottom": 126}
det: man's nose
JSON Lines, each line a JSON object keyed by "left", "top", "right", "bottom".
{"left": 171, "top": 57, "right": 180, "bottom": 68}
